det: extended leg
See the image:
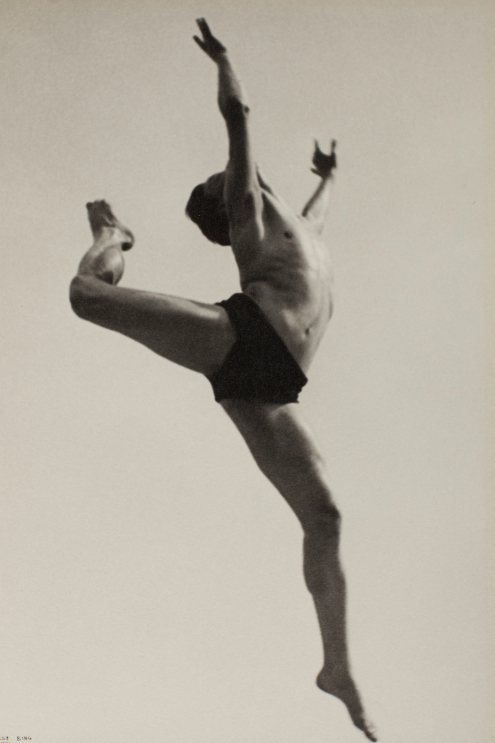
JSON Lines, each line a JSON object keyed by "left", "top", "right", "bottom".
{"left": 220, "top": 399, "right": 377, "bottom": 742}
{"left": 70, "top": 201, "right": 235, "bottom": 376}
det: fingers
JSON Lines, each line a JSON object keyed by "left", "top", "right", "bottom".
{"left": 194, "top": 17, "right": 210, "bottom": 49}
{"left": 193, "top": 35, "right": 206, "bottom": 50}
{"left": 193, "top": 17, "right": 226, "bottom": 58}
{"left": 196, "top": 17, "right": 212, "bottom": 39}
{"left": 313, "top": 138, "right": 337, "bottom": 155}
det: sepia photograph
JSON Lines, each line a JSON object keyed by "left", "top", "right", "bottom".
{"left": 0, "top": 2, "right": 492, "bottom": 742}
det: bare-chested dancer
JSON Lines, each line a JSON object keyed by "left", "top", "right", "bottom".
{"left": 69, "top": 19, "right": 377, "bottom": 741}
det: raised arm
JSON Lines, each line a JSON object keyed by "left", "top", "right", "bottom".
{"left": 301, "top": 140, "right": 337, "bottom": 234}
{"left": 194, "top": 18, "right": 262, "bottom": 242}
{"left": 194, "top": 18, "right": 249, "bottom": 119}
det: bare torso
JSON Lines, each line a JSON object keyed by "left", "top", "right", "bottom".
{"left": 231, "top": 184, "right": 334, "bottom": 373}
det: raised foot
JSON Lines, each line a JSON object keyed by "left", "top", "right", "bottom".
{"left": 86, "top": 200, "right": 134, "bottom": 251}
{"left": 317, "top": 669, "right": 378, "bottom": 742}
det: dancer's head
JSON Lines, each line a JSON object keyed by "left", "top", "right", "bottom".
{"left": 185, "top": 172, "right": 230, "bottom": 246}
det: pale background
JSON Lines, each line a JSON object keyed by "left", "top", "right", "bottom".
{"left": 0, "top": 1, "right": 491, "bottom": 742}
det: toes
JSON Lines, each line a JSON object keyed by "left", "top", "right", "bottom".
{"left": 85, "top": 200, "right": 116, "bottom": 228}
{"left": 86, "top": 199, "right": 111, "bottom": 211}
{"left": 355, "top": 715, "right": 378, "bottom": 741}
{"left": 85, "top": 201, "right": 133, "bottom": 248}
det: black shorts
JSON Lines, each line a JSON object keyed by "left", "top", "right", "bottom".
{"left": 208, "top": 293, "right": 308, "bottom": 404}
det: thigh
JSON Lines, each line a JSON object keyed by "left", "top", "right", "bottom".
{"left": 220, "top": 400, "right": 335, "bottom": 525}
{"left": 77, "top": 278, "right": 236, "bottom": 376}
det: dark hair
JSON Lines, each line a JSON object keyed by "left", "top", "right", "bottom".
{"left": 185, "top": 182, "right": 231, "bottom": 246}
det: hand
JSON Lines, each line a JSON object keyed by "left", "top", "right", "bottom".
{"left": 311, "top": 139, "right": 337, "bottom": 178}
{"left": 193, "top": 18, "right": 227, "bottom": 62}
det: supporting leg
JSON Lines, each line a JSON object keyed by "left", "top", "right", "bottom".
{"left": 70, "top": 201, "right": 235, "bottom": 376}
{"left": 220, "top": 399, "right": 378, "bottom": 742}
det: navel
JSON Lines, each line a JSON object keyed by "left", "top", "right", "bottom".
{"left": 284, "top": 230, "right": 293, "bottom": 239}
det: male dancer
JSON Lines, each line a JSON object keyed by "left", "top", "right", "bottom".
{"left": 70, "top": 19, "right": 376, "bottom": 741}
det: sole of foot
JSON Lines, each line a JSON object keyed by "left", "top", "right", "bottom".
{"left": 86, "top": 200, "right": 134, "bottom": 251}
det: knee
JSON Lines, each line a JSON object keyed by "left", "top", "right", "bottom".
{"left": 69, "top": 275, "right": 100, "bottom": 320}
{"left": 303, "top": 503, "right": 342, "bottom": 539}
{"left": 70, "top": 276, "right": 87, "bottom": 317}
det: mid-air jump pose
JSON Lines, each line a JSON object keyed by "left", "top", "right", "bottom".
{"left": 70, "top": 19, "right": 376, "bottom": 741}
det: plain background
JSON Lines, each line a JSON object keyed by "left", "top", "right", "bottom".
{"left": 0, "top": 1, "right": 492, "bottom": 742}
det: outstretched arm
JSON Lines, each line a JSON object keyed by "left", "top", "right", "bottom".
{"left": 301, "top": 140, "right": 337, "bottom": 234}
{"left": 194, "top": 18, "right": 249, "bottom": 119}
{"left": 194, "top": 18, "right": 262, "bottom": 240}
